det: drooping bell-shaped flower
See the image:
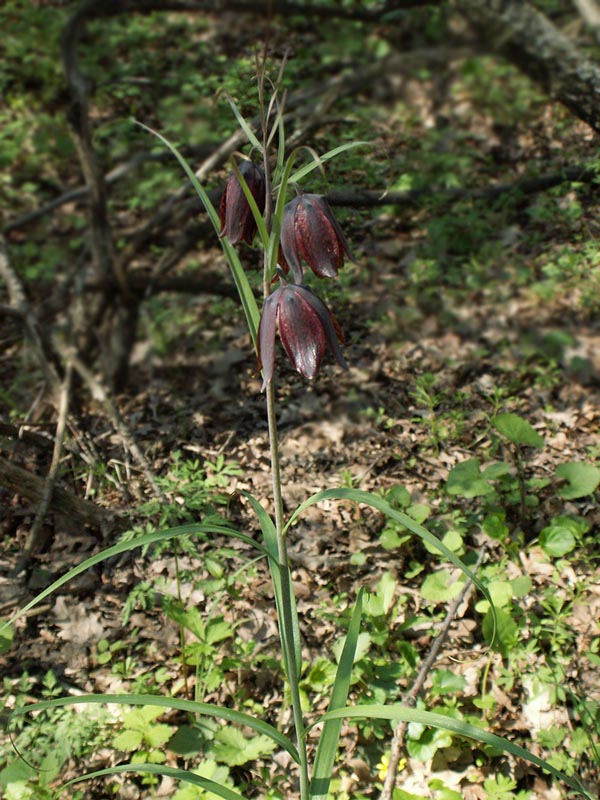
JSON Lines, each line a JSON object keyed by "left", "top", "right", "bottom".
{"left": 219, "top": 161, "right": 266, "bottom": 245}
{"left": 280, "top": 194, "right": 353, "bottom": 281}
{"left": 258, "top": 283, "right": 348, "bottom": 388}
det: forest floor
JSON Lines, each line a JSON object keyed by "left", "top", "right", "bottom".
{"left": 1, "top": 7, "right": 600, "bottom": 800}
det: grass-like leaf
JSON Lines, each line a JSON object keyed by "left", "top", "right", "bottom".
{"left": 283, "top": 488, "right": 496, "bottom": 642}
{"left": 62, "top": 762, "right": 245, "bottom": 800}
{"left": 223, "top": 92, "right": 263, "bottom": 152}
{"left": 1, "top": 519, "right": 250, "bottom": 636}
{"left": 305, "top": 705, "right": 592, "bottom": 799}
{"left": 134, "top": 120, "right": 260, "bottom": 351}
{"left": 288, "top": 141, "right": 368, "bottom": 184}
{"left": 242, "top": 491, "right": 301, "bottom": 676}
{"left": 310, "top": 588, "right": 364, "bottom": 800}
{"left": 9, "top": 693, "right": 299, "bottom": 763}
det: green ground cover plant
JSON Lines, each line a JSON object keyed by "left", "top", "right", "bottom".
{"left": 2, "top": 4, "right": 600, "bottom": 800}
{"left": 2, "top": 49, "right": 597, "bottom": 800}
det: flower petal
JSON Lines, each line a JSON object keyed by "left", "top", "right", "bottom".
{"left": 319, "top": 196, "right": 354, "bottom": 263}
{"left": 219, "top": 162, "right": 265, "bottom": 245}
{"left": 299, "top": 286, "right": 348, "bottom": 371}
{"left": 277, "top": 288, "right": 325, "bottom": 380}
{"left": 258, "top": 290, "right": 281, "bottom": 389}
{"left": 295, "top": 196, "right": 341, "bottom": 278}
{"left": 280, "top": 198, "right": 304, "bottom": 282}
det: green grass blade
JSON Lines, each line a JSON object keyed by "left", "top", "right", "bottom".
{"left": 288, "top": 141, "right": 368, "bottom": 184}
{"left": 1, "top": 520, "right": 247, "bottom": 635}
{"left": 283, "top": 487, "right": 496, "bottom": 643}
{"left": 305, "top": 705, "right": 592, "bottom": 799}
{"left": 9, "top": 693, "right": 299, "bottom": 763}
{"left": 62, "top": 763, "right": 245, "bottom": 800}
{"left": 223, "top": 92, "right": 263, "bottom": 151}
{"left": 134, "top": 121, "right": 221, "bottom": 231}
{"left": 242, "top": 491, "right": 302, "bottom": 675}
{"left": 242, "top": 490, "right": 277, "bottom": 559}
{"left": 310, "top": 588, "right": 364, "bottom": 800}
{"left": 134, "top": 120, "right": 260, "bottom": 350}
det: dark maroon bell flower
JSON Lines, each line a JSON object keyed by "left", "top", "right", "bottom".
{"left": 258, "top": 283, "right": 348, "bottom": 388}
{"left": 280, "top": 194, "right": 354, "bottom": 281}
{"left": 219, "top": 161, "right": 266, "bottom": 245}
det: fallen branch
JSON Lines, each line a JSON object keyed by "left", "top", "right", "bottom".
{"left": 454, "top": 0, "right": 600, "bottom": 135}
{"left": 37, "top": 0, "right": 440, "bottom": 25}
{"left": 12, "top": 368, "right": 74, "bottom": 575}
{"left": 0, "top": 455, "right": 123, "bottom": 535}
{"left": 574, "top": 0, "right": 600, "bottom": 28}
{"left": 327, "top": 163, "right": 600, "bottom": 207}
{"left": 3, "top": 146, "right": 213, "bottom": 234}
{"left": 0, "top": 422, "right": 57, "bottom": 451}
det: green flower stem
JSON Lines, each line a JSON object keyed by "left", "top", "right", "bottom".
{"left": 258, "top": 58, "right": 308, "bottom": 798}
{"left": 264, "top": 348, "right": 309, "bottom": 800}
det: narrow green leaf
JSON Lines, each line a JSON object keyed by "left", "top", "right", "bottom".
{"left": 9, "top": 694, "right": 299, "bottom": 763}
{"left": 1, "top": 520, "right": 248, "bottom": 636}
{"left": 283, "top": 488, "right": 495, "bottom": 642}
{"left": 288, "top": 141, "right": 368, "bottom": 184}
{"left": 242, "top": 491, "right": 277, "bottom": 560}
{"left": 230, "top": 160, "right": 270, "bottom": 249}
{"left": 134, "top": 120, "right": 260, "bottom": 351}
{"left": 242, "top": 492, "right": 301, "bottom": 677}
{"left": 311, "top": 589, "right": 364, "bottom": 800}
{"left": 482, "top": 607, "right": 518, "bottom": 657}
{"left": 266, "top": 92, "right": 286, "bottom": 157}
{"left": 222, "top": 239, "right": 260, "bottom": 352}
{"left": 63, "top": 763, "right": 245, "bottom": 800}
{"left": 0, "top": 620, "right": 14, "bottom": 654}
{"left": 305, "top": 705, "right": 591, "bottom": 799}
{"left": 223, "top": 92, "right": 263, "bottom": 151}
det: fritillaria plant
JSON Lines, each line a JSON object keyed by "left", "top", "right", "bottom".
{"left": 2, "top": 56, "right": 591, "bottom": 800}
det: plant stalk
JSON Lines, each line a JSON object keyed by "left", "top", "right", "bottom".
{"left": 265, "top": 372, "right": 310, "bottom": 800}
{"left": 258, "top": 54, "right": 309, "bottom": 799}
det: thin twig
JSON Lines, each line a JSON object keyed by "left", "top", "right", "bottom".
{"left": 3, "top": 146, "right": 212, "bottom": 234}
{"left": 12, "top": 367, "right": 73, "bottom": 576}
{"left": 52, "top": 339, "right": 167, "bottom": 503}
{"left": 0, "top": 236, "right": 62, "bottom": 403}
{"left": 380, "top": 547, "right": 486, "bottom": 800}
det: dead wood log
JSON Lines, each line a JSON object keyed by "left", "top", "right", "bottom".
{"left": 35, "top": 0, "right": 438, "bottom": 24}
{"left": 0, "top": 455, "right": 124, "bottom": 535}
{"left": 453, "top": 0, "right": 600, "bottom": 136}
